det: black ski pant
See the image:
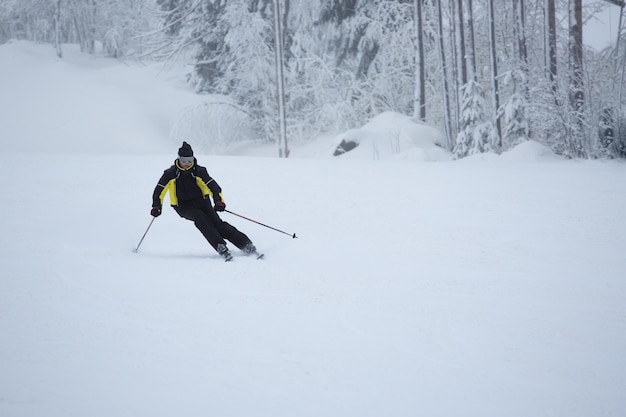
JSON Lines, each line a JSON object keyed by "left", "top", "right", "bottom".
{"left": 173, "top": 203, "right": 251, "bottom": 252}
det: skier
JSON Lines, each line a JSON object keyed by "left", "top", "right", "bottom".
{"left": 150, "top": 141, "right": 259, "bottom": 261}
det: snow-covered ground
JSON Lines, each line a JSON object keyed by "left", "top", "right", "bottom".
{"left": 1, "top": 41, "right": 625, "bottom": 417}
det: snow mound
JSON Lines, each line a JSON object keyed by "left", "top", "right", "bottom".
{"left": 458, "top": 140, "right": 562, "bottom": 163}
{"left": 500, "top": 140, "right": 562, "bottom": 161}
{"left": 332, "top": 112, "right": 452, "bottom": 161}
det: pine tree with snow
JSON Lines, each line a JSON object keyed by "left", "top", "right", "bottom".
{"left": 454, "top": 79, "right": 496, "bottom": 158}
{"left": 501, "top": 69, "right": 529, "bottom": 149}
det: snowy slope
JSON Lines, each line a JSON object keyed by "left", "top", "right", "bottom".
{"left": 1, "top": 41, "right": 626, "bottom": 417}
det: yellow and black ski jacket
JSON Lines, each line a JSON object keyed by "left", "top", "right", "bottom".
{"left": 152, "top": 159, "right": 224, "bottom": 208}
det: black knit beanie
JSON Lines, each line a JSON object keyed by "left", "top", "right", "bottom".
{"left": 178, "top": 141, "right": 193, "bottom": 157}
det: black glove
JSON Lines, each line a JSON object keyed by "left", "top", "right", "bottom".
{"left": 214, "top": 201, "right": 226, "bottom": 212}
{"left": 150, "top": 206, "right": 162, "bottom": 217}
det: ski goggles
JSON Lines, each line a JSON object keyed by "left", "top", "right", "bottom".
{"left": 179, "top": 156, "right": 194, "bottom": 164}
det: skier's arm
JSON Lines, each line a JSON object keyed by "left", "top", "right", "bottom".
{"left": 152, "top": 167, "right": 175, "bottom": 207}
{"left": 196, "top": 167, "right": 224, "bottom": 205}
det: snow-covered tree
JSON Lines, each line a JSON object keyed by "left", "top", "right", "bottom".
{"left": 501, "top": 68, "right": 529, "bottom": 149}
{"left": 4, "top": 0, "right": 626, "bottom": 159}
{"left": 454, "top": 79, "right": 496, "bottom": 157}
{"left": 0, "top": 0, "right": 159, "bottom": 57}
{"left": 214, "top": 1, "right": 274, "bottom": 123}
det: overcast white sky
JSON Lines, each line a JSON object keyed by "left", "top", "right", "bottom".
{"left": 584, "top": 1, "right": 625, "bottom": 50}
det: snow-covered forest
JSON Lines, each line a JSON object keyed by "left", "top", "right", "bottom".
{"left": 1, "top": 0, "right": 625, "bottom": 159}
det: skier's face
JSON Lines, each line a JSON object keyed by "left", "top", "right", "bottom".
{"left": 179, "top": 156, "right": 194, "bottom": 169}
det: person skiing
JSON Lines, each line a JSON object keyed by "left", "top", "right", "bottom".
{"left": 150, "top": 141, "right": 259, "bottom": 261}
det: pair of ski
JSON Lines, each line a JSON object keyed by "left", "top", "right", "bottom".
{"left": 223, "top": 252, "right": 264, "bottom": 262}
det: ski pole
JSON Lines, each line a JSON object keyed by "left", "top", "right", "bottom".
{"left": 133, "top": 217, "right": 156, "bottom": 252}
{"left": 225, "top": 210, "right": 297, "bottom": 238}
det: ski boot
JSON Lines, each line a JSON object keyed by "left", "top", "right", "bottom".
{"left": 243, "top": 243, "right": 264, "bottom": 259}
{"left": 216, "top": 244, "right": 233, "bottom": 262}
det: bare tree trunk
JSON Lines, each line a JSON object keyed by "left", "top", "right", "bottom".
{"left": 53, "top": 0, "right": 63, "bottom": 58}
{"left": 356, "top": 42, "right": 379, "bottom": 80}
{"left": 466, "top": 0, "right": 476, "bottom": 82}
{"left": 545, "top": 0, "right": 558, "bottom": 100}
{"left": 488, "top": 0, "right": 502, "bottom": 147}
{"left": 68, "top": 0, "right": 97, "bottom": 54}
{"left": 568, "top": 0, "right": 586, "bottom": 157}
{"left": 614, "top": 3, "right": 625, "bottom": 96}
{"left": 451, "top": 0, "right": 466, "bottom": 120}
{"left": 437, "top": 0, "right": 453, "bottom": 150}
{"left": 88, "top": 0, "right": 97, "bottom": 54}
{"left": 512, "top": 0, "right": 530, "bottom": 141}
{"left": 514, "top": 0, "right": 528, "bottom": 68}
{"left": 413, "top": 0, "right": 426, "bottom": 121}
{"left": 282, "top": 0, "right": 291, "bottom": 61}
{"left": 455, "top": 0, "right": 467, "bottom": 86}
{"left": 273, "top": 0, "right": 289, "bottom": 158}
